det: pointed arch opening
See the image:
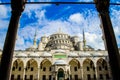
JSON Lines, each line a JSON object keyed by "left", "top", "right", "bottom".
{"left": 57, "top": 68, "right": 64, "bottom": 80}
{"left": 96, "top": 58, "right": 111, "bottom": 80}
{"left": 40, "top": 59, "right": 52, "bottom": 80}
{"left": 69, "top": 59, "right": 80, "bottom": 80}
{"left": 83, "top": 58, "right": 95, "bottom": 80}
{"left": 25, "top": 59, "right": 38, "bottom": 80}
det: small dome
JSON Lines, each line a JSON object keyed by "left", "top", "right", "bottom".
{"left": 42, "top": 52, "right": 52, "bottom": 57}
{"left": 69, "top": 52, "right": 78, "bottom": 56}
{"left": 29, "top": 53, "right": 39, "bottom": 56}
{"left": 54, "top": 60, "right": 67, "bottom": 65}
{"left": 16, "top": 53, "right": 27, "bottom": 57}
{"left": 26, "top": 45, "right": 37, "bottom": 51}
{"left": 79, "top": 52, "right": 91, "bottom": 56}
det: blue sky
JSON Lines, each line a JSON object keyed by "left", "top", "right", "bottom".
{"left": 0, "top": 0, "right": 120, "bottom": 50}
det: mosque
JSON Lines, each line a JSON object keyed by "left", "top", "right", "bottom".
{"left": 0, "top": 29, "right": 113, "bottom": 80}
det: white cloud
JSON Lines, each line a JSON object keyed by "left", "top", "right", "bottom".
{"left": 85, "top": 32, "right": 104, "bottom": 50}
{"left": 110, "top": 7, "right": 120, "bottom": 47}
{"left": 0, "top": 2, "right": 10, "bottom": 50}
{"left": 0, "top": 5, "right": 8, "bottom": 18}
{"left": 24, "top": 3, "right": 50, "bottom": 18}
{"left": 69, "top": 13, "right": 84, "bottom": 24}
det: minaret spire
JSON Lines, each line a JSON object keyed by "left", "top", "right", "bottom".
{"left": 83, "top": 29, "right": 86, "bottom": 51}
{"left": 33, "top": 30, "right": 37, "bottom": 46}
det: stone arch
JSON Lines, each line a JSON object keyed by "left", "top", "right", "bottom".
{"left": 11, "top": 59, "right": 24, "bottom": 80}
{"left": 83, "top": 58, "right": 96, "bottom": 80}
{"left": 25, "top": 59, "right": 38, "bottom": 80}
{"left": 57, "top": 68, "right": 65, "bottom": 80}
{"left": 40, "top": 59, "right": 52, "bottom": 80}
{"left": 69, "top": 59, "right": 81, "bottom": 80}
{"left": 56, "top": 67, "right": 65, "bottom": 72}
{"left": 96, "top": 58, "right": 110, "bottom": 80}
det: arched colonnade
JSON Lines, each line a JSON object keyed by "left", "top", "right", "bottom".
{"left": 10, "top": 58, "right": 111, "bottom": 80}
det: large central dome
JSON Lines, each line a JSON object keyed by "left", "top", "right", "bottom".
{"left": 37, "top": 29, "right": 93, "bottom": 51}
{"left": 45, "top": 31, "right": 74, "bottom": 50}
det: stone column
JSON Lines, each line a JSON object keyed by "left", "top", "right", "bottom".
{"left": 55, "top": 72, "right": 57, "bottom": 80}
{"left": 94, "top": 0, "right": 120, "bottom": 80}
{"left": 38, "top": 67, "right": 40, "bottom": 80}
{"left": 23, "top": 67, "right": 26, "bottom": 80}
{"left": 80, "top": 66, "right": 83, "bottom": 80}
{"left": 0, "top": 0, "right": 26, "bottom": 80}
{"left": 94, "top": 66, "right": 98, "bottom": 80}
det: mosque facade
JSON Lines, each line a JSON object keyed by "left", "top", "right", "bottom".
{"left": 0, "top": 30, "right": 113, "bottom": 80}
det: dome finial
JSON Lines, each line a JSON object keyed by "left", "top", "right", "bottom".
{"left": 58, "top": 27, "right": 62, "bottom": 33}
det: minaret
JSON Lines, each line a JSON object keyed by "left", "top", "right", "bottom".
{"left": 33, "top": 30, "right": 37, "bottom": 46}
{"left": 83, "top": 29, "right": 86, "bottom": 51}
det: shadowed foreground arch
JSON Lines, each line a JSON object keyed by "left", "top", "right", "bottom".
{"left": 11, "top": 59, "right": 24, "bottom": 80}
{"left": 96, "top": 58, "right": 111, "bottom": 80}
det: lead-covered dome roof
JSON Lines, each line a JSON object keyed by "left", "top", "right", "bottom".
{"left": 45, "top": 31, "right": 74, "bottom": 50}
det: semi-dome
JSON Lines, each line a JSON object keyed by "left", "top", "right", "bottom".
{"left": 26, "top": 45, "right": 37, "bottom": 51}
{"left": 54, "top": 60, "right": 67, "bottom": 65}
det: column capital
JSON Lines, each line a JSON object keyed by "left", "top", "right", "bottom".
{"left": 94, "top": 0, "right": 110, "bottom": 13}
{"left": 11, "top": 0, "right": 26, "bottom": 14}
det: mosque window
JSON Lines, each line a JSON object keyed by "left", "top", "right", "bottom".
{"left": 11, "top": 75, "right": 14, "bottom": 80}
{"left": 42, "top": 75, "right": 46, "bottom": 80}
{"left": 43, "top": 67, "right": 46, "bottom": 71}
{"left": 105, "top": 66, "right": 108, "bottom": 70}
{"left": 74, "top": 75, "right": 78, "bottom": 80}
{"left": 106, "top": 74, "right": 109, "bottom": 79}
{"left": 87, "top": 67, "right": 90, "bottom": 71}
{"left": 17, "top": 75, "right": 20, "bottom": 80}
{"left": 99, "top": 66, "right": 102, "bottom": 71}
{"left": 87, "top": 74, "right": 91, "bottom": 80}
{"left": 31, "top": 67, "right": 34, "bottom": 71}
{"left": 12, "top": 67, "right": 15, "bottom": 71}
{"left": 70, "top": 75, "right": 72, "bottom": 80}
{"left": 25, "top": 75, "right": 27, "bottom": 80}
{"left": 94, "top": 74, "right": 96, "bottom": 79}
{"left": 25, "top": 68, "right": 27, "bottom": 71}
{"left": 49, "top": 75, "right": 51, "bottom": 80}
{"left": 19, "top": 67, "right": 21, "bottom": 71}
{"left": 49, "top": 67, "right": 51, "bottom": 71}
{"left": 100, "top": 74, "right": 103, "bottom": 79}
{"left": 30, "top": 75, "right": 33, "bottom": 80}
{"left": 74, "top": 67, "right": 77, "bottom": 71}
